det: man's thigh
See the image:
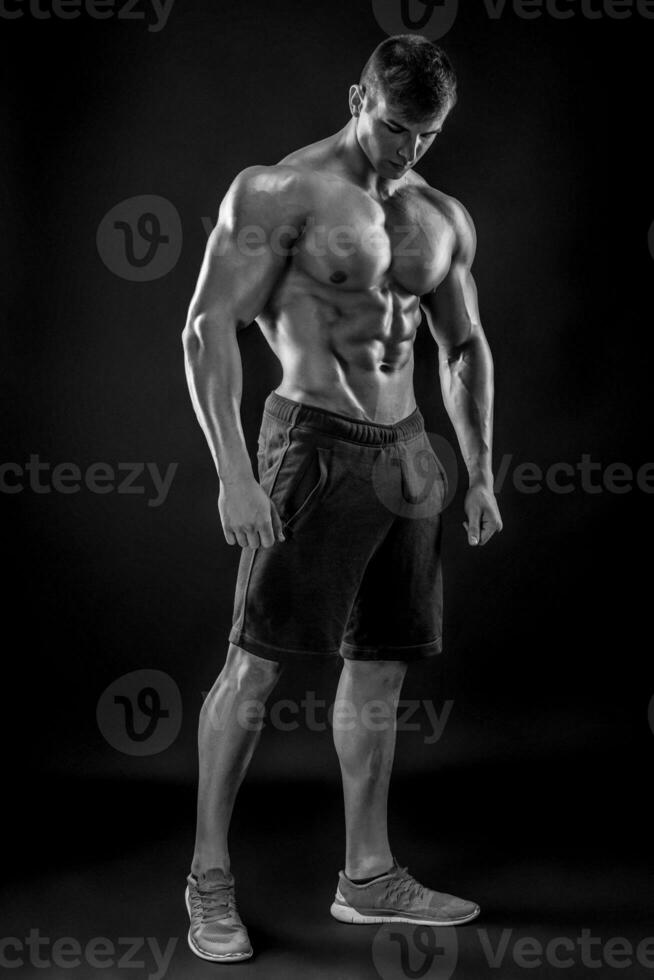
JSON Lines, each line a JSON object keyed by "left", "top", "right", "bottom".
{"left": 229, "top": 422, "right": 393, "bottom": 661}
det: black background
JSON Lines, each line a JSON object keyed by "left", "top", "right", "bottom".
{"left": 2, "top": 0, "right": 653, "bottom": 977}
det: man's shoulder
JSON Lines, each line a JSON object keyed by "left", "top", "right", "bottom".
{"left": 221, "top": 162, "right": 318, "bottom": 227}
{"left": 227, "top": 162, "right": 315, "bottom": 199}
{"left": 409, "top": 173, "right": 473, "bottom": 232}
{"left": 223, "top": 140, "right": 349, "bottom": 225}
{"left": 409, "top": 173, "right": 476, "bottom": 259}
{"left": 230, "top": 135, "right": 337, "bottom": 192}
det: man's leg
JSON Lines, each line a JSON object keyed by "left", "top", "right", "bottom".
{"left": 191, "top": 642, "right": 283, "bottom": 876}
{"left": 332, "top": 658, "right": 407, "bottom": 879}
{"left": 331, "top": 655, "right": 480, "bottom": 926}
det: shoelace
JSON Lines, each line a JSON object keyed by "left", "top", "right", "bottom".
{"left": 190, "top": 881, "right": 237, "bottom": 923}
{"left": 382, "top": 865, "right": 429, "bottom": 907}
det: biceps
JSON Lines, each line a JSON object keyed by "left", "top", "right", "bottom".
{"left": 188, "top": 222, "right": 289, "bottom": 329}
{"left": 423, "top": 264, "right": 481, "bottom": 351}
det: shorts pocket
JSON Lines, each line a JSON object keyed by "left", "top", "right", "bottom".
{"left": 278, "top": 445, "right": 330, "bottom": 533}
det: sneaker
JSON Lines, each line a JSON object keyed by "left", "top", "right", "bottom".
{"left": 185, "top": 868, "right": 253, "bottom": 962}
{"left": 330, "top": 859, "right": 480, "bottom": 926}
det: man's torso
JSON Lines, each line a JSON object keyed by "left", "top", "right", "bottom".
{"left": 254, "top": 136, "right": 460, "bottom": 423}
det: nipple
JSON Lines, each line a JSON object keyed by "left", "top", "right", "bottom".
{"left": 330, "top": 271, "right": 347, "bottom": 284}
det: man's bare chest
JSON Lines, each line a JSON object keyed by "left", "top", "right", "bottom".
{"left": 293, "top": 182, "right": 455, "bottom": 296}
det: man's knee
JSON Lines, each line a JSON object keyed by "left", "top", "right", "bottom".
{"left": 223, "top": 642, "right": 283, "bottom": 692}
{"left": 344, "top": 658, "right": 407, "bottom": 693}
{"left": 200, "top": 644, "right": 282, "bottom": 721}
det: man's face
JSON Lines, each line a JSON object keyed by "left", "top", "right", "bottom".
{"left": 354, "top": 87, "right": 449, "bottom": 180}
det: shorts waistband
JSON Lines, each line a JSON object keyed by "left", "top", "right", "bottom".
{"left": 263, "top": 391, "right": 425, "bottom": 445}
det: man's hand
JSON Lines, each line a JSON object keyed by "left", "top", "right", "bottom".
{"left": 463, "top": 483, "right": 503, "bottom": 546}
{"left": 218, "top": 478, "right": 286, "bottom": 549}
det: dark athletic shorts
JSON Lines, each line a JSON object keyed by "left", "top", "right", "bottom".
{"left": 228, "top": 391, "right": 448, "bottom": 663}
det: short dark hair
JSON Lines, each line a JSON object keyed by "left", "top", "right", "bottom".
{"left": 360, "top": 35, "right": 457, "bottom": 122}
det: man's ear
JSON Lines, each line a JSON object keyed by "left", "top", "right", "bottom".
{"left": 349, "top": 84, "right": 364, "bottom": 117}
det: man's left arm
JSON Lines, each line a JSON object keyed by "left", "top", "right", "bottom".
{"left": 420, "top": 200, "right": 503, "bottom": 546}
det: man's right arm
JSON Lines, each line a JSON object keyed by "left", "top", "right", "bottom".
{"left": 182, "top": 164, "right": 307, "bottom": 549}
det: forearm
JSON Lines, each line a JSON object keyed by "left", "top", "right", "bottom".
{"left": 182, "top": 314, "right": 254, "bottom": 487}
{"left": 439, "top": 330, "right": 494, "bottom": 487}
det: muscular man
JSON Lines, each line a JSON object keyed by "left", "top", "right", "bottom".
{"left": 182, "top": 34, "right": 502, "bottom": 962}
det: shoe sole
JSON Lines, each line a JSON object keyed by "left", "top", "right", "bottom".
{"left": 330, "top": 900, "right": 481, "bottom": 927}
{"left": 185, "top": 887, "right": 253, "bottom": 962}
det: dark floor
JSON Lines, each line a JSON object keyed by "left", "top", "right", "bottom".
{"left": 4, "top": 760, "right": 654, "bottom": 979}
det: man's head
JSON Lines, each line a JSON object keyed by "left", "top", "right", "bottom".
{"left": 350, "top": 35, "right": 457, "bottom": 179}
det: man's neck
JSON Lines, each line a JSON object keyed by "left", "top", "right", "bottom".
{"left": 331, "top": 118, "right": 396, "bottom": 197}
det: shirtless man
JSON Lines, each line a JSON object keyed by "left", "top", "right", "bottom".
{"left": 182, "top": 34, "right": 502, "bottom": 962}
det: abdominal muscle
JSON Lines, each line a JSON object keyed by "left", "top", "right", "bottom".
{"left": 257, "top": 271, "right": 423, "bottom": 425}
